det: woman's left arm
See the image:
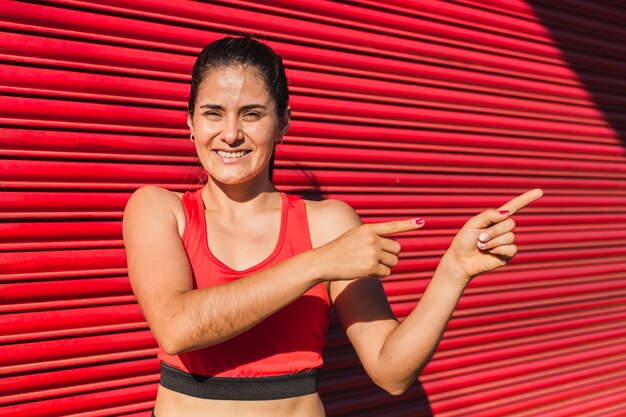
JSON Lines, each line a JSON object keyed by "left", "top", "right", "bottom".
{"left": 328, "top": 189, "right": 544, "bottom": 395}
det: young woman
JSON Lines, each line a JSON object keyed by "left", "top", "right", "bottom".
{"left": 122, "top": 36, "right": 543, "bottom": 417}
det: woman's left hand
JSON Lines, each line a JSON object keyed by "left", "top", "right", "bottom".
{"left": 443, "top": 189, "right": 544, "bottom": 284}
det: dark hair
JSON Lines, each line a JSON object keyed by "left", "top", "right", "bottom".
{"left": 188, "top": 36, "right": 289, "bottom": 182}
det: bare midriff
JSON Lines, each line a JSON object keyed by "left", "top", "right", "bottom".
{"left": 153, "top": 384, "right": 326, "bottom": 417}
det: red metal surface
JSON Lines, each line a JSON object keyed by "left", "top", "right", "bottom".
{"left": 1, "top": 0, "right": 625, "bottom": 416}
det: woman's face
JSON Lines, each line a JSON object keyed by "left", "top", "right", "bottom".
{"left": 188, "top": 65, "right": 290, "bottom": 185}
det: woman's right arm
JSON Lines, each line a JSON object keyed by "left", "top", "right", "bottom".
{"left": 122, "top": 185, "right": 324, "bottom": 355}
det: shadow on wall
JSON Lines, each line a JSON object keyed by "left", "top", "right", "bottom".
{"left": 526, "top": 1, "right": 626, "bottom": 147}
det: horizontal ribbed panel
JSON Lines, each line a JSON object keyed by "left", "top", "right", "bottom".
{"left": 1, "top": 0, "right": 625, "bottom": 416}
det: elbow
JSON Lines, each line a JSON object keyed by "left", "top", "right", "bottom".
{"left": 380, "top": 381, "right": 412, "bottom": 396}
{"left": 157, "top": 331, "right": 183, "bottom": 356}
{"left": 161, "top": 341, "right": 181, "bottom": 356}
{"left": 375, "top": 370, "right": 423, "bottom": 396}
{"left": 151, "top": 298, "right": 192, "bottom": 355}
{"left": 388, "top": 386, "right": 409, "bottom": 396}
{"left": 157, "top": 326, "right": 219, "bottom": 355}
{"left": 160, "top": 327, "right": 199, "bottom": 355}
{"left": 152, "top": 322, "right": 185, "bottom": 356}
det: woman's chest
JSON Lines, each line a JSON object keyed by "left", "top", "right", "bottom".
{"left": 204, "top": 213, "right": 281, "bottom": 272}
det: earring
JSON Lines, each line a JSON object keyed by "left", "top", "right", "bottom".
{"left": 276, "top": 137, "right": 284, "bottom": 145}
{"left": 190, "top": 133, "right": 195, "bottom": 142}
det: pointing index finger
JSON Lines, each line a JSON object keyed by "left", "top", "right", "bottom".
{"left": 369, "top": 218, "right": 424, "bottom": 237}
{"left": 498, "top": 188, "right": 544, "bottom": 215}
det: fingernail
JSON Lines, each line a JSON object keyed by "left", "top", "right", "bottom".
{"left": 499, "top": 210, "right": 510, "bottom": 215}
{"left": 479, "top": 232, "right": 489, "bottom": 242}
{"left": 413, "top": 218, "right": 424, "bottom": 226}
{"left": 477, "top": 241, "right": 486, "bottom": 249}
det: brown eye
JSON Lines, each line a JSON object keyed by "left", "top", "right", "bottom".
{"left": 242, "top": 112, "right": 262, "bottom": 121}
{"left": 203, "top": 112, "right": 221, "bottom": 120}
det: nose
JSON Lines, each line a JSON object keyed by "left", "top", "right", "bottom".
{"left": 221, "top": 115, "right": 243, "bottom": 144}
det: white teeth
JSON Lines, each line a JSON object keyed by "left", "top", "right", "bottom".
{"left": 217, "top": 150, "right": 248, "bottom": 158}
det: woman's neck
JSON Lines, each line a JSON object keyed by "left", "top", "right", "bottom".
{"left": 200, "top": 177, "right": 281, "bottom": 220}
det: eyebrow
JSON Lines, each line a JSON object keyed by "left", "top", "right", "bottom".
{"left": 199, "top": 104, "right": 268, "bottom": 111}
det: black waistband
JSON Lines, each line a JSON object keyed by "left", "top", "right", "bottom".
{"left": 159, "top": 361, "right": 320, "bottom": 401}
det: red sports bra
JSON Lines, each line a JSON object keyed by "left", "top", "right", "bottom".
{"left": 156, "top": 188, "right": 332, "bottom": 400}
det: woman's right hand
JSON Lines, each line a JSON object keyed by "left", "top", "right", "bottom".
{"left": 313, "top": 218, "right": 425, "bottom": 281}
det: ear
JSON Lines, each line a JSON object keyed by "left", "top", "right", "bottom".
{"left": 187, "top": 114, "right": 194, "bottom": 136}
{"left": 278, "top": 106, "right": 291, "bottom": 138}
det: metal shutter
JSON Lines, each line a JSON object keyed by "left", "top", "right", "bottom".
{"left": 1, "top": 1, "right": 625, "bottom": 416}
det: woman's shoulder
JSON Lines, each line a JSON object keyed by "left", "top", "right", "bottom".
{"left": 301, "top": 197, "right": 357, "bottom": 218}
{"left": 125, "top": 185, "right": 186, "bottom": 238}
{"left": 126, "top": 185, "right": 185, "bottom": 209}
{"left": 301, "top": 197, "right": 362, "bottom": 249}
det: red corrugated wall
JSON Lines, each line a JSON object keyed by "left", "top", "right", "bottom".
{"left": 1, "top": 1, "right": 626, "bottom": 416}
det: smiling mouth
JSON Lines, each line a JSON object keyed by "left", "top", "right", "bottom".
{"left": 214, "top": 150, "right": 251, "bottom": 159}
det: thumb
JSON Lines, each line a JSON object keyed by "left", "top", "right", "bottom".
{"left": 368, "top": 217, "right": 425, "bottom": 237}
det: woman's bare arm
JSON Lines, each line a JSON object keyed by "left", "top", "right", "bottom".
{"left": 123, "top": 185, "right": 323, "bottom": 355}
{"left": 323, "top": 191, "right": 542, "bottom": 395}
{"left": 323, "top": 197, "right": 466, "bottom": 395}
